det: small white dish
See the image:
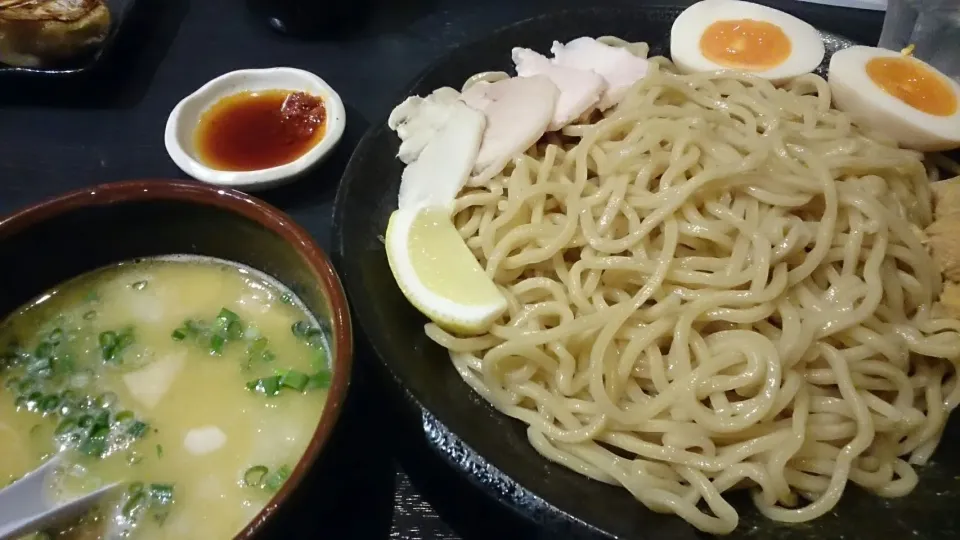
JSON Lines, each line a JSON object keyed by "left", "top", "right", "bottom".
{"left": 164, "top": 67, "right": 346, "bottom": 192}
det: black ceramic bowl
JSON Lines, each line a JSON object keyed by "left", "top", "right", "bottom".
{"left": 0, "top": 179, "right": 353, "bottom": 539}
{"left": 334, "top": 5, "right": 960, "bottom": 540}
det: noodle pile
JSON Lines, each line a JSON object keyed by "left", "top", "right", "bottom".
{"left": 425, "top": 54, "right": 960, "bottom": 534}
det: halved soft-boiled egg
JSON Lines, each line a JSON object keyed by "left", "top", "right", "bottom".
{"left": 670, "top": 0, "right": 825, "bottom": 83}
{"left": 828, "top": 46, "right": 960, "bottom": 151}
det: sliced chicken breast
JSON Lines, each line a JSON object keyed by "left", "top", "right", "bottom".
{"left": 551, "top": 37, "right": 650, "bottom": 110}
{"left": 512, "top": 47, "right": 606, "bottom": 131}
{"left": 460, "top": 74, "right": 560, "bottom": 181}
{"left": 397, "top": 100, "right": 486, "bottom": 211}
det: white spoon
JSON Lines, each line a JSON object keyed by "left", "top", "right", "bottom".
{"left": 0, "top": 454, "right": 121, "bottom": 540}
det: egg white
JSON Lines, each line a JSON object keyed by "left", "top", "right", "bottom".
{"left": 828, "top": 46, "right": 960, "bottom": 152}
{"left": 670, "top": 0, "right": 826, "bottom": 83}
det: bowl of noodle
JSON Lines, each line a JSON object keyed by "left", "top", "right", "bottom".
{"left": 334, "top": 4, "right": 960, "bottom": 539}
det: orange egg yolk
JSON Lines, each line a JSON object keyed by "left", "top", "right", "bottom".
{"left": 699, "top": 19, "right": 792, "bottom": 70}
{"left": 865, "top": 56, "right": 957, "bottom": 116}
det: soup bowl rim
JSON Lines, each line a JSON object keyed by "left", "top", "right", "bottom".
{"left": 0, "top": 178, "right": 354, "bottom": 540}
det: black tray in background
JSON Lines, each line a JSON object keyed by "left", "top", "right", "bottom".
{"left": 0, "top": 0, "right": 146, "bottom": 81}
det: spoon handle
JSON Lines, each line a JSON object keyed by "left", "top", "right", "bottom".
{"left": 0, "top": 455, "right": 119, "bottom": 540}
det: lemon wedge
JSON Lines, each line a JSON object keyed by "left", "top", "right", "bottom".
{"left": 385, "top": 206, "right": 507, "bottom": 334}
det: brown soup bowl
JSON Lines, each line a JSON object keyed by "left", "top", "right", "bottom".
{"left": 0, "top": 179, "right": 353, "bottom": 539}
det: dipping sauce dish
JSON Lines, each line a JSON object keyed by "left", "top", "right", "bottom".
{"left": 165, "top": 68, "right": 346, "bottom": 191}
{"left": 195, "top": 90, "right": 328, "bottom": 172}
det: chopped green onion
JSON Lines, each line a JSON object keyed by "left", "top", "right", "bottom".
{"left": 26, "top": 391, "right": 43, "bottom": 409}
{"left": 128, "top": 421, "right": 149, "bottom": 439}
{"left": 131, "top": 281, "right": 148, "bottom": 291}
{"left": 291, "top": 321, "right": 310, "bottom": 339}
{"left": 243, "top": 465, "right": 269, "bottom": 487}
{"left": 304, "top": 328, "right": 325, "bottom": 349}
{"left": 156, "top": 444, "right": 163, "bottom": 458}
{"left": 280, "top": 293, "right": 293, "bottom": 304}
{"left": 210, "top": 335, "right": 225, "bottom": 356}
{"left": 47, "top": 328, "right": 64, "bottom": 344}
{"left": 115, "top": 410, "right": 135, "bottom": 423}
{"left": 311, "top": 348, "right": 328, "bottom": 373}
{"left": 40, "top": 395, "right": 60, "bottom": 413}
{"left": 227, "top": 321, "right": 243, "bottom": 340}
{"left": 246, "top": 376, "right": 281, "bottom": 397}
{"left": 17, "top": 377, "right": 36, "bottom": 394}
{"left": 117, "top": 329, "right": 135, "bottom": 349}
{"left": 80, "top": 426, "right": 109, "bottom": 457}
{"left": 26, "top": 357, "right": 53, "bottom": 379}
{"left": 279, "top": 370, "right": 309, "bottom": 392}
{"left": 128, "top": 481, "right": 145, "bottom": 495}
{"left": 99, "top": 331, "right": 118, "bottom": 349}
{"left": 96, "top": 392, "right": 117, "bottom": 409}
{"left": 171, "top": 329, "right": 186, "bottom": 341}
{"left": 53, "top": 354, "right": 75, "bottom": 375}
{"left": 33, "top": 341, "right": 54, "bottom": 359}
{"left": 122, "top": 491, "right": 146, "bottom": 518}
{"left": 149, "top": 484, "right": 174, "bottom": 505}
{"left": 248, "top": 337, "right": 269, "bottom": 362}
{"left": 82, "top": 310, "right": 97, "bottom": 321}
{"left": 55, "top": 417, "right": 78, "bottom": 436}
{"left": 308, "top": 371, "right": 332, "bottom": 390}
{"left": 217, "top": 308, "right": 240, "bottom": 324}
{"left": 262, "top": 465, "right": 291, "bottom": 493}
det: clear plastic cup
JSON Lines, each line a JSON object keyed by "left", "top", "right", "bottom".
{"left": 879, "top": 0, "right": 960, "bottom": 79}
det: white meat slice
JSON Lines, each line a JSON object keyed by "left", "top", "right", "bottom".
{"left": 388, "top": 87, "right": 464, "bottom": 164}
{"left": 551, "top": 37, "right": 650, "bottom": 110}
{"left": 460, "top": 75, "right": 559, "bottom": 181}
{"left": 512, "top": 47, "right": 606, "bottom": 131}
{"left": 397, "top": 100, "right": 486, "bottom": 211}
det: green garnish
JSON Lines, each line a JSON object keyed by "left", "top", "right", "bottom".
{"left": 291, "top": 321, "right": 309, "bottom": 339}
{"left": 95, "top": 392, "right": 117, "bottom": 409}
{"left": 127, "top": 421, "right": 149, "bottom": 439}
{"left": 262, "top": 465, "right": 291, "bottom": 493}
{"left": 149, "top": 484, "right": 174, "bottom": 505}
{"left": 99, "top": 327, "right": 134, "bottom": 363}
{"left": 217, "top": 308, "right": 240, "bottom": 324}
{"left": 280, "top": 293, "right": 293, "bottom": 304}
{"left": 156, "top": 444, "right": 164, "bottom": 458}
{"left": 82, "top": 310, "right": 97, "bottom": 321}
{"left": 122, "top": 490, "right": 146, "bottom": 518}
{"left": 131, "top": 281, "right": 148, "bottom": 291}
{"left": 246, "top": 376, "right": 281, "bottom": 397}
{"left": 40, "top": 394, "right": 60, "bottom": 413}
{"left": 243, "top": 465, "right": 269, "bottom": 487}
{"left": 278, "top": 370, "right": 309, "bottom": 392}
{"left": 171, "top": 329, "right": 186, "bottom": 341}
{"left": 79, "top": 425, "right": 109, "bottom": 457}
{"left": 210, "top": 334, "right": 225, "bottom": 356}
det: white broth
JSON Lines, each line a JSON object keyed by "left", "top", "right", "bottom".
{"left": 0, "top": 257, "right": 332, "bottom": 539}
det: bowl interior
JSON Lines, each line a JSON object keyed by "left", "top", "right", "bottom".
{"left": 0, "top": 181, "right": 351, "bottom": 539}
{"left": 334, "top": 5, "right": 960, "bottom": 540}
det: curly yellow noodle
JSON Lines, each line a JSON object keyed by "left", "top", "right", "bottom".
{"left": 421, "top": 46, "right": 960, "bottom": 534}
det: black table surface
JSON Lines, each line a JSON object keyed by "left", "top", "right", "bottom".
{"left": 0, "top": 1, "right": 885, "bottom": 538}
